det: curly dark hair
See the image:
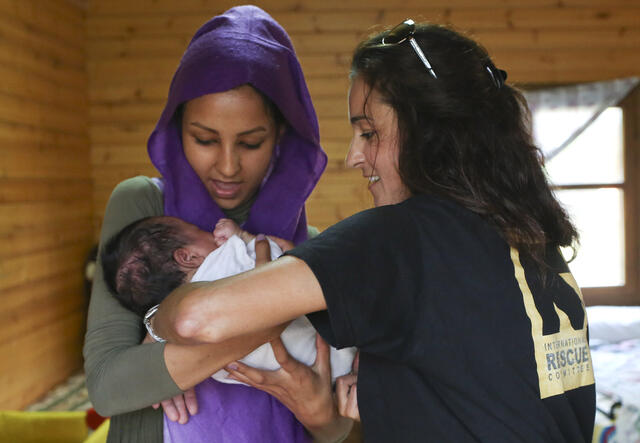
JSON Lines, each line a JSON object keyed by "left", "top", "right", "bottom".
{"left": 351, "top": 22, "right": 578, "bottom": 265}
{"left": 101, "top": 217, "right": 189, "bottom": 316}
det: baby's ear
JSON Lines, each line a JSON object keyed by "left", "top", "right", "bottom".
{"left": 174, "top": 247, "right": 204, "bottom": 269}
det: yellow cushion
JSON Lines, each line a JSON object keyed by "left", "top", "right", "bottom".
{"left": 0, "top": 411, "right": 88, "bottom": 443}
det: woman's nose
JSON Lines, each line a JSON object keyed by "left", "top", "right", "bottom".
{"left": 345, "top": 140, "right": 365, "bottom": 169}
{"left": 216, "top": 145, "right": 241, "bottom": 177}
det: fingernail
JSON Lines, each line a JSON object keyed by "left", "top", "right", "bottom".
{"left": 256, "top": 234, "right": 266, "bottom": 242}
{"left": 227, "top": 363, "right": 239, "bottom": 371}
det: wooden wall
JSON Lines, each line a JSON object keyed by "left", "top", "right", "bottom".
{"left": 0, "top": 1, "right": 90, "bottom": 409}
{"left": 87, "top": 0, "right": 640, "bottom": 233}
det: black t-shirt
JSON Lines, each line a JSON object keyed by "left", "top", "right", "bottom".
{"left": 287, "top": 194, "right": 595, "bottom": 442}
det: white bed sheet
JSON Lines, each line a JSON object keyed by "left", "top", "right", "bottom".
{"left": 588, "top": 305, "right": 640, "bottom": 442}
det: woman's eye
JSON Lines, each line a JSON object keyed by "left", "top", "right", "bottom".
{"left": 360, "top": 131, "right": 375, "bottom": 140}
{"left": 194, "top": 137, "right": 217, "bottom": 146}
{"left": 239, "top": 141, "right": 263, "bottom": 150}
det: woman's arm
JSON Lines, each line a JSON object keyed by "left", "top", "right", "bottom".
{"left": 153, "top": 255, "right": 326, "bottom": 345}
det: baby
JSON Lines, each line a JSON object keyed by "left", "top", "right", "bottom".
{"left": 101, "top": 216, "right": 355, "bottom": 383}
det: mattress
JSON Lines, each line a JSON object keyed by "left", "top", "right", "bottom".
{"left": 588, "top": 306, "right": 640, "bottom": 443}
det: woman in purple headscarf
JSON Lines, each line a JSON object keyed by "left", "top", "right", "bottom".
{"left": 83, "top": 6, "right": 351, "bottom": 442}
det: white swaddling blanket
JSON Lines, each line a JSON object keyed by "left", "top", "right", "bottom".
{"left": 190, "top": 235, "right": 356, "bottom": 384}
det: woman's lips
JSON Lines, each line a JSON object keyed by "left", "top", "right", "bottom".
{"left": 367, "top": 175, "right": 380, "bottom": 190}
{"left": 210, "top": 179, "right": 242, "bottom": 199}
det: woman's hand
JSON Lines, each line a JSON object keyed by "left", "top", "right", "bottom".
{"left": 335, "top": 352, "right": 360, "bottom": 421}
{"left": 267, "top": 235, "right": 296, "bottom": 252}
{"left": 225, "top": 334, "right": 352, "bottom": 441}
{"left": 143, "top": 332, "right": 199, "bottom": 424}
{"left": 151, "top": 388, "right": 198, "bottom": 424}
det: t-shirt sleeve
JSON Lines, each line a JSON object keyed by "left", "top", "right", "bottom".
{"left": 288, "top": 204, "right": 421, "bottom": 359}
{"left": 82, "top": 176, "right": 182, "bottom": 416}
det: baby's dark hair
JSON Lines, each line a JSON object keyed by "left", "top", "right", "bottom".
{"left": 101, "top": 216, "right": 189, "bottom": 316}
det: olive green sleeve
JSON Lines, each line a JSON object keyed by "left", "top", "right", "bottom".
{"left": 83, "top": 176, "right": 182, "bottom": 417}
{"left": 307, "top": 225, "right": 321, "bottom": 239}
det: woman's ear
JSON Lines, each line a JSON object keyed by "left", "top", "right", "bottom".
{"left": 174, "top": 247, "right": 204, "bottom": 269}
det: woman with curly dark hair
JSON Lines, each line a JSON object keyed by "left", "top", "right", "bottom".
{"left": 152, "top": 20, "right": 595, "bottom": 442}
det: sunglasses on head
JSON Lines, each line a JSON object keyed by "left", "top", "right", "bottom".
{"left": 380, "top": 19, "right": 508, "bottom": 89}
{"left": 381, "top": 19, "right": 437, "bottom": 79}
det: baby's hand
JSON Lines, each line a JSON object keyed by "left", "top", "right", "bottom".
{"left": 213, "top": 218, "right": 241, "bottom": 246}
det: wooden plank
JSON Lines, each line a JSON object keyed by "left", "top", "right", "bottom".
{"left": 563, "top": 0, "right": 640, "bottom": 5}
{"left": 0, "top": 273, "right": 85, "bottom": 343}
{"left": 0, "top": 200, "right": 92, "bottom": 232}
{"left": 41, "top": 0, "right": 86, "bottom": 25}
{"left": 87, "top": 14, "right": 208, "bottom": 38}
{"left": 509, "top": 7, "right": 640, "bottom": 30}
{"left": 0, "top": 65, "right": 86, "bottom": 110}
{"left": 270, "top": 11, "right": 383, "bottom": 34}
{"left": 0, "top": 41, "right": 86, "bottom": 90}
{"left": 492, "top": 48, "right": 640, "bottom": 84}
{"left": 0, "top": 13, "right": 84, "bottom": 68}
{"left": 0, "top": 241, "right": 91, "bottom": 291}
{"left": 89, "top": 81, "right": 169, "bottom": 103}
{"left": 0, "top": 122, "right": 88, "bottom": 148}
{"left": 378, "top": 7, "right": 640, "bottom": 31}
{"left": 0, "top": 0, "right": 85, "bottom": 48}
{"left": 88, "top": 58, "right": 178, "bottom": 84}
{"left": 87, "top": 34, "right": 189, "bottom": 59}
{"left": 0, "top": 311, "right": 85, "bottom": 409}
{"left": 321, "top": 140, "right": 351, "bottom": 161}
{"left": 0, "top": 178, "right": 92, "bottom": 204}
{"left": 89, "top": 122, "right": 155, "bottom": 145}
{"left": 91, "top": 144, "right": 153, "bottom": 166}
{"left": 0, "top": 271, "right": 82, "bottom": 318}
{"left": 313, "top": 96, "right": 349, "bottom": 119}
{"left": 0, "top": 221, "right": 93, "bottom": 260}
{"left": 319, "top": 117, "right": 351, "bottom": 141}
{"left": 1, "top": 143, "right": 91, "bottom": 179}
{"left": 290, "top": 32, "right": 368, "bottom": 54}
{"left": 0, "top": 93, "right": 87, "bottom": 135}
{"left": 90, "top": 101, "right": 166, "bottom": 123}
{"left": 307, "top": 77, "right": 351, "bottom": 98}
{"left": 471, "top": 28, "right": 640, "bottom": 51}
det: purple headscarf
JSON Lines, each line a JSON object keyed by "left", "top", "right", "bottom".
{"left": 148, "top": 5, "right": 327, "bottom": 244}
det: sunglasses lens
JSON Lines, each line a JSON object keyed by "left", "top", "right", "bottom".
{"left": 385, "top": 20, "right": 415, "bottom": 44}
